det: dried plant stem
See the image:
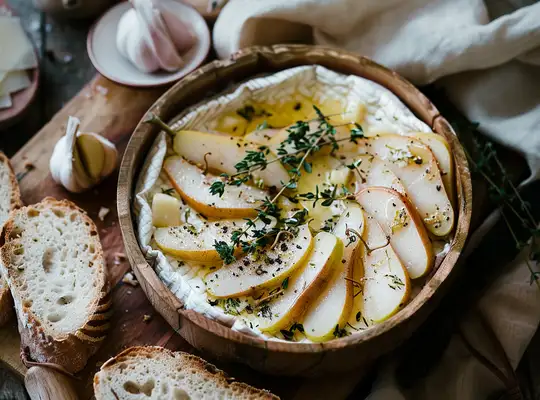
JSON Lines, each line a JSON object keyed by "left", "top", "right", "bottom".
{"left": 501, "top": 211, "right": 540, "bottom": 290}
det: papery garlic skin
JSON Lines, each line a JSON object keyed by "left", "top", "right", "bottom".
{"left": 116, "top": 0, "right": 195, "bottom": 73}
{"left": 50, "top": 116, "right": 118, "bottom": 193}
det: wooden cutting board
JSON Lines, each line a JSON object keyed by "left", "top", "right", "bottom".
{"left": 0, "top": 75, "right": 366, "bottom": 400}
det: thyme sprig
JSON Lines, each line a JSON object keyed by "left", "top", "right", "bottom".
{"left": 212, "top": 106, "right": 357, "bottom": 263}
{"left": 295, "top": 184, "right": 354, "bottom": 207}
{"left": 465, "top": 132, "right": 540, "bottom": 288}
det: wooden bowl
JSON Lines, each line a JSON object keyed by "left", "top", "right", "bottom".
{"left": 118, "top": 44, "right": 472, "bottom": 377}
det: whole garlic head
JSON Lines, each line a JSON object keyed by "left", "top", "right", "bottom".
{"left": 116, "top": 0, "right": 195, "bottom": 73}
{"left": 50, "top": 116, "right": 118, "bottom": 193}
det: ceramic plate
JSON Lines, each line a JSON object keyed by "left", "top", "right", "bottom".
{"left": 87, "top": 1, "right": 210, "bottom": 88}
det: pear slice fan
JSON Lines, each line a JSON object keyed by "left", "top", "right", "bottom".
{"left": 347, "top": 211, "right": 411, "bottom": 329}
{"left": 164, "top": 156, "right": 267, "bottom": 218}
{"left": 205, "top": 225, "right": 313, "bottom": 298}
{"left": 257, "top": 231, "right": 342, "bottom": 333}
{"left": 302, "top": 202, "right": 364, "bottom": 342}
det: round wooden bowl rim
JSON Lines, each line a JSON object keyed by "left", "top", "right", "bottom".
{"left": 118, "top": 44, "right": 472, "bottom": 353}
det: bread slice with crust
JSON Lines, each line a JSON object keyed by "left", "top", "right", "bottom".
{"left": 0, "top": 197, "right": 111, "bottom": 373}
{"left": 0, "top": 151, "right": 22, "bottom": 327}
{"left": 94, "top": 346, "right": 279, "bottom": 400}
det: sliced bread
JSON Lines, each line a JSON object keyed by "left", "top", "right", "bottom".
{"left": 94, "top": 346, "right": 279, "bottom": 400}
{"left": 0, "top": 197, "right": 111, "bottom": 373}
{"left": 0, "top": 151, "right": 22, "bottom": 326}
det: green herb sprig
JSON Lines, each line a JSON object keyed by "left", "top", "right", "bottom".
{"left": 465, "top": 132, "right": 540, "bottom": 289}
{"left": 212, "top": 106, "right": 362, "bottom": 264}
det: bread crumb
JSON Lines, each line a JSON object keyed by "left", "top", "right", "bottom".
{"left": 127, "top": 290, "right": 132, "bottom": 295}
{"left": 122, "top": 272, "right": 138, "bottom": 287}
{"left": 98, "top": 207, "right": 110, "bottom": 221}
{"left": 143, "top": 314, "right": 152, "bottom": 323}
{"left": 113, "top": 252, "right": 126, "bottom": 265}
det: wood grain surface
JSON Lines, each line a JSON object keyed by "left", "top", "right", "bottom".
{"left": 0, "top": 74, "right": 371, "bottom": 400}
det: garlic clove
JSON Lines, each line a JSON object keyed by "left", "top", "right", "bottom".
{"left": 133, "top": 0, "right": 184, "bottom": 72}
{"left": 50, "top": 116, "right": 93, "bottom": 193}
{"left": 159, "top": 2, "right": 195, "bottom": 54}
{"left": 82, "top": 132, "right": 118, "bottom": 178}
{"left": 50, "top": 116, "right": 118, "bottom": 193}
{"left": 77, "top": 133, "right": 105, "bottom": 181}
{"left": 117, "top": 9, "right": 159, "bottom": 73}
{"left": 116, "top": 0, "right": 195, "bottom": 73}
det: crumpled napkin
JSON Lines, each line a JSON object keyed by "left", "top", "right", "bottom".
{"left": 212, "top": 0, "right": 540, "bottom": 398}
{"left": 214, "top": 0, "right": 540, "bottom": 180}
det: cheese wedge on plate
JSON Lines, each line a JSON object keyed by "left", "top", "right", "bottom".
{"left": 347, "top": 212, "right": 410, "bottom": 328}
{"left": 155, "top": 217, "right": 277, "bottom": 263}
{"left": 205, "top": 224, "right": 313, "bottom": 298}
{"left": 173, "top": 130, "right": 290, "bottom": 188}
{"left": 257, "top": 231, "right": 342, "bottom": 333}
{"left": 0, "top": 94, "right": 11, "bottom": 110}
{"left": 302, "top": 202, "right": 364, "bottom": 341}
{"left": 0, "top": 16, "right": 38, "bottom": 71}
{"left": 356, "top": 187, "right": 433, "bottom": 279}
{"left": 0, "top": 70, "right": 30, "bottom": 96}
{"left": 164, "top": 156, "right": 267, "bottom": 218}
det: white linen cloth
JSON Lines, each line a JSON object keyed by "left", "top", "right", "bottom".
{"left": 214, "top": 0, "right": 540, "bottom": 179}
{"left": 213, "top": 1, "right": 540, "bottom": 398}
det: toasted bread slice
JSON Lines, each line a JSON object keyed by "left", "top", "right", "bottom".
{"left": 0, "top": 152, "right": 22, "bottom": 327}
{"left": 94, "top": 346, "right": 279, "bottom": 400}
{"left": 0, "top": 197, "right": 111, "bottom": 373}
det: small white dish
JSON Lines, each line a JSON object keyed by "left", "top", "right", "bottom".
{"left": 87, "top": 1, "right": 210, "bottom": 88}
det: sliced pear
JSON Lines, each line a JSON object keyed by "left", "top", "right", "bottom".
{"left": 152, "top": 193, "right": 182, "bottom": 227}
{"left": 365, "top": 130, "right": 454, "bottom": 203}
{"left": 163, "top": 156, "right": 267, "bottom": 218}
{"left": 347, "top": 213, "right": 410, "bottom": 328}
{"left": 154, "top": 217, "right": 277, "bottom": 262}
{"left": 356, "top": 187, "right": 433, "bottom": 279}
{"left": 296, "top": 154, "right": 354, "bottom": 231}
{"left": 407, "top": 132, "right": 454, "bottom": 204}
{"left": 257, "top": 231, "right": 342, "bottom": 333}
{"left": 76, "top": 134, "right": 105, "bottom": 180}
{"left": 342, "top": 154, "right": 407, "bottom": 195}
{"left": 367, "top": 135, "right": 454, "bottom": 236}
{"left": 173, "top": 130, "right": 290, "bottom": 188}
{"left": 338, "top": 134, "right": 454, "bottom": 236}
{"left": 205, "top": 224, "right": 313, "bottom": 298}
{"left": 302, "top": 202, "right": 364, "bottom": 342}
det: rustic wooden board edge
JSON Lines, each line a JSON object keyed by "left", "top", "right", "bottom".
{"left": 117, "top": 44, "right": 473, "bottom": 376}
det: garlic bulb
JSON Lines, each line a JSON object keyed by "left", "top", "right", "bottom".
{"left": 50, "top": 116, "right": 118, "bottom": 193}
{"left": 116, "top": 0, "right": 195, "bottom": 73}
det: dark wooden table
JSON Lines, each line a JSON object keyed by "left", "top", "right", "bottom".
{"left": 1, "top": 1, "right": 540, "bottom": 399}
